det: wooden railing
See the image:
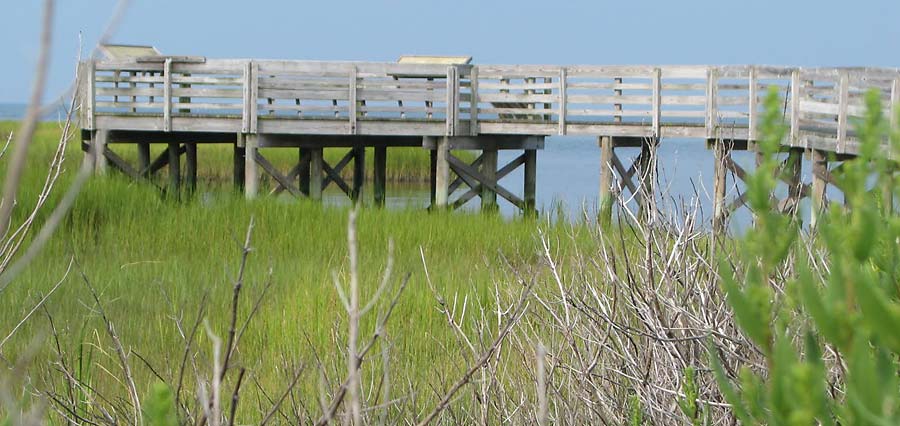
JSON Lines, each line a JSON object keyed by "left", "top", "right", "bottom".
{"left": 80, "top": 59, "right": 900, "bottom": 155}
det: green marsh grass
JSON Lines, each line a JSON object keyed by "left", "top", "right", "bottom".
{"left": 0, "top": 121, "right": 594, "bottom": 420}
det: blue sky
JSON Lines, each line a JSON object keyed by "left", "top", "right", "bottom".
{"left": 3, "top": 0, "right": 899, "bottom": 103}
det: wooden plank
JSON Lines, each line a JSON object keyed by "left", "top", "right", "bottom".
{"left": 811, "top": 149, "right": 827, "bottom": 227}
{"left": 254, "top": 151, "right": 303, "bottom": 197}
{"left": 244, "top": 135, "right": 258, "bottom": 198}
{"left": 435, "top": 136, "right": 450, "bottom": 207}
{"left": 705, "top": 67, "right": 718, "bottom": 139}
{"left": 790, "top": 69, "right": 800, "bottom": 145}
{"left": 477, "top": 92, "right": 559, "bottom": 103}
{"left": 169, "top": 87, "right": 242, "bottom": 98}
{"left": 748, "top": 67, "right": 758, "bottom": 140}
{"left": 568, "top": 82, "right": 652, "bottom": 90}
{"left": 837, "top": 71, "right": 850, "bottom": 152}
{"left": 170, "top": 102, "right": 242, "bottom": 111}
{"left": 163, "top": 58, "right": 172, "bottom": 132}
{"left": 652, "top": 68, "right": 661, "bottom": 137}
{"left": 481, "top": 149, "right": 498, "bottom": 210}
{"left": 349, "top": 66, "right": 358, "bottom": 134}
{"left": 95, "top": 87, "right": 164, "bottom": 97}
{"left": 447, "top": 154, "right": 524, "bottom": 209}
{"left": 566, "top": 94, "right": 653, "bottom": 104}
{"left": 95, "top": 101, "right": 160, "bottom": 110}
{"left": 565, "top": 108, "right": 652, "bottom": 117}
{"left": 260, "top": 88, "right": 351, "bottom": 100}
{"left": 452, "top": 66, "right": 460, "bottom": 136}
{"left": 445, "top": 66, "right": 456, "bottom": 136}
{"left": 558, "top": 68, "right": 567, "bottom": 135}
{"left": 241, "top": 61, "right": 254, "bottom": 133}
{"left": 250, "top": 62, "right": 259, "bottom": 133}
{"left": 87, "top": 61, "right": 96, "bottom": 129}
{"left": 470, "top": 66, "right": 479, "bottom": 135}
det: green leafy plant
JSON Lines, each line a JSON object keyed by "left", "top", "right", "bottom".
{"left": 713, "top": 87, "right": 900, "bottom": 424}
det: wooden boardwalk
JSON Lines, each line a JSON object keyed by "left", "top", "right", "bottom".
{"left": 78, "top": 56, "right": 900, "bottom": 224}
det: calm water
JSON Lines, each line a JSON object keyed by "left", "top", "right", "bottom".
{"left": 4, "top": 103, "right": 832, "bottom": 229}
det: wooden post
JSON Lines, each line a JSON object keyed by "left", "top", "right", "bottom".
{"left": 524, "top": 149, "right": 537, "bottom": 216}
{"left": 185, "top": 143, "right": 197, "bottom": 192}
{"left": 374, "top": 145, "right": 387, "bottom": 207}
{"left": 168, "top": 142, "right": 181, "bottom": 193}
{"left": 351, "top": 146, "right": 365, "bottom": 202}
{"left": 309, "top": 147, "right": 324, "bottom": 201}
{"left": 298, "top": 148, "right": 311, "bottom": 196}
{"left": 811, "top": 149, "right": 828, "bottom": 227}
{"left": 786, "top": 147, "right": 803, "bottom": 215}
{"left": 638, "top": 139, "right": 657, "bottom": 222}
{"left": 92, "top": 130, "right": 109, "bottom": 174}
{"left": 713, "top": 139, "right": 729, "bottom": 232}
{"left": 233, "top": 136, "right": 245, "bottom": 191}
{"left": 598, "top": 136, "right": 614, "bottom": 225}
{"left": 138, "top": 143, "right": 151, "bottom": 178}
{"left": 244, "top": 135, "right": 258, "bottom": 199}
{"left": 434, "top": 136, "right": 450, "bottom": 208}
{"left": 481, "top": 148, "right": 498, "bottom": 212}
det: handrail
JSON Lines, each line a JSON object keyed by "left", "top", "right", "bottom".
{"left": 80, "top": 59, "right": 900, "bottom": 155}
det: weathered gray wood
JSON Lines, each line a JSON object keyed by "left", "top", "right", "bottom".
{"left": 469, "top": 66, "right": 479, "bottom": 136}
{"left": 349, "top": 66, "right": 358, "bottom": 134}
{"left": 244, "top": 135, "right": 258, "bottom": 199}
{"left": 250, "top": 62, "right": 259, "bottom": 133}
{"left": 374, "top": 145, "right": 387, "bottom": 206}
{"left": 790, "top": 70, "right": 800, "bottom": 146}
{"left": 748, "top": 67, "right": 759, "bottom": 141}
{"left": 558, "top": 68, "right": 567, "bottom": 135}
{"left": 185, "top": 143, "right": 197, "bottom": 192}
{"left": 434, "top": 136, "right": 450, "bottom": 207}
{"left": 87, "top": 61, "right": 96, "bottom": 129}
{"left": 254, "top": 151, "right": 303, "bottom": 198}
{"left": 480, "top": 149, "right": 498, "bottom": 211}
{"left": 92, "top": 130, "right": 109, "bottom": 174}
{"left": 705, "top": 68, "right": 718, "bottom": 139}
{"left": 837, "top": 71, "right": 850, "bottom": 152}
{"left": 638, "top": 140, "right": 657, "bottom": 222}
{"left": 309, "top": 147, "right": 324, "bottom": 200}
{"left": 811, "top": 149, "right": 828, "bottom": 227}
{"left": 168, "top": 142, "right": 181, "bottom": 192}
{"left": 524, "top": 149, "right": 537, "bottom": 215}
{"left": 712, "top": 139, "right": 728, "bottom": 231}
{"left": 447, "top": 154, "right": 525, "bottom": 209}
{"left": 163, "top": 58, "right": 172, "bottom": 132}
{"left": 652, "top": 68, "right": 661, "bottom": 138}
{"left": 599, "top": 136, "right": 614, "bottom": 223}
{"left": 445, "top": 67, "right": 456, "bottom": 136}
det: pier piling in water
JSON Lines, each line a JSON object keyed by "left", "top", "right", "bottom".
{"left": 77, "top": 57, "right": 900, "bottom": 222}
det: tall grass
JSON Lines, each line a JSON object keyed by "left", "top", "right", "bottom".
{"left": 0, "top": 121, "right": 594, "bottom": 422}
